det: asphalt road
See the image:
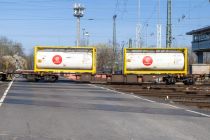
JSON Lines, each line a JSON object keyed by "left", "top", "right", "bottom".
{"left": 0, "top": 78, "right": 210, "bottom": 140}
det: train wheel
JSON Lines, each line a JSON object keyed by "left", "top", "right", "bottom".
{"left": 44, "top": 75, "right": 58, "bottom": 82}
{"left": 183, "top": 78, "right": 194, "bottom": 85}
{"left": 166, "top": 79, "right": 170, "bottom": 85}
{"left": 35, "top": 78, "right": 40, "bottom": 82}
{"left": 165, "top": 77, "right": 176, "bottom": 85}
{"left": 171, "top": 78, "right": 176, "bottom": 85}
{"left": 50, "top": 76, "right": 58, "bottom": 82}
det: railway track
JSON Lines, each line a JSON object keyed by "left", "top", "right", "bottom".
{"left": 103, "top": 84, "right": 210, "bottom": 110}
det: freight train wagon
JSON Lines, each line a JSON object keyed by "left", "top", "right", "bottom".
{"left": 22, "top": 46, "right": 97, "bottom": 82}
{"left": 123, "top": 48, "right": 194, "bottom": 85}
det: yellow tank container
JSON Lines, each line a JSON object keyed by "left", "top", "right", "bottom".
{"left": 34, "top": 46, "right": 96, "bottom": 74}
{"left": 123, "top": 48, "right": 188, "bottom": 75}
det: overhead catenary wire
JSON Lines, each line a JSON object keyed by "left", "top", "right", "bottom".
{"left": 0, "top": 0, "right": 209, "bottom": 48}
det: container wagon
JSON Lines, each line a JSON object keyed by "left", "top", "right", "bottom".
{"left": 21, "top": 46, "right": 96, "bottom": 82}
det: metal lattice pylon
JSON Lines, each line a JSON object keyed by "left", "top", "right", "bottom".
{"left": 157, "top": 24, "right": 162, "bottom": 48}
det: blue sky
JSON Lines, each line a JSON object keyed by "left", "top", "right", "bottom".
{"left": 0, "top": 0, "right": 210, "bottom": 54}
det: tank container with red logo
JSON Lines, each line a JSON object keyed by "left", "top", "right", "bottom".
{"left": 123, "top": 48, "right": 188, "bottom": 75}
{"left": 34, "top": 46, "right": 96, "bottom": 74}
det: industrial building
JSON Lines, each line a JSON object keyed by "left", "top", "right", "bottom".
{"left": 187, "top": 26, "right": 210, "bottom": 63}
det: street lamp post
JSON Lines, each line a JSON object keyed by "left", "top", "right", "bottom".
{"left": 73, "top": 3, "right": 85, "bottom": 47}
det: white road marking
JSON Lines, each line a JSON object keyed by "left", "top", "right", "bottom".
{"left": 89, "top": 84, "right": 156, "bottom": 103}
{"left": 162, "top": 103, "right": 181, "bottom": 109}
{"left": 0, "top": 80, "right": 14, "bottom": 107}
{"left": 89, "top": 84, "right": 210, "bottom": 118}
{"left": 185, "top": 109, "right": 210, "bottom": 118}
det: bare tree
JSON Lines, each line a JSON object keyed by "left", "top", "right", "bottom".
{"left": 0, "top": 36, "right": 27, "bottom": 72}
{"left": 26, "top": 52, "right": 34, "bottom": 70}
{"left": 93, "top": 44, "right": 114, "bottom": 73}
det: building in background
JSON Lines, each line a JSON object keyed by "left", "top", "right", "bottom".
{"left": 187, "top": 26, "right": 210, "bottom": 63}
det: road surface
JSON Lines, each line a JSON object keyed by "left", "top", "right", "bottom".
{"left": 0, "top": 78, "right": 210, "bottom": 140}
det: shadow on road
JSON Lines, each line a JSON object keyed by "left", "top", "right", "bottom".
{"left": 4, "top": 98, "right": 205, "bottom": 118}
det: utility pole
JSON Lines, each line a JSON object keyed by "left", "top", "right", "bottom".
{"left": 73, "top": 3, "right": 85, "bottom": 47}
{"left": 166, "top": 0, "right": 172, "bottom": 48}
{"left": 112, "top": 15, "right": 117, "bottom": 74}
{"left": 157, "top": 0, "right": 162, "bottom": 48}
{"left": 146, "top": 24, "right": 148, "bottom": 47}
{"left": 82, "top": 28, "right": 85, "bottom": 46}
{"left": 85, "top": 32, "right": 89, "bottom": 46}
{"left": 129, "top": 38, "right": 132, "bottom": 48}
{"left": 113, "top": 15, "right": 117, "bottom": 52}
{"left": 136, "top": 0, "right": 141, "bottom": 48}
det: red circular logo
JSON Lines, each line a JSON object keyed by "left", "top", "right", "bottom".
{"left": 143, "top": 56, "right": 153, "bottom": 66}
{"left": 52, "top": 55, "right": 62, "bottom": 65}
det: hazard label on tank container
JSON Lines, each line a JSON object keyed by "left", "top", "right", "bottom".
{"left": 52, "top": 55, "right": 62, "bottom": 65}
{"left": 142, "top": 56, "right": 153, "bottom": 66}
